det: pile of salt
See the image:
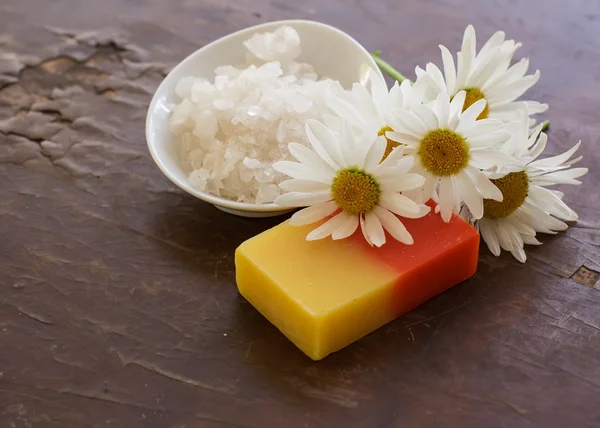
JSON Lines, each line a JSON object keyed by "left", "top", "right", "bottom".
{"left": 169, "top": 26, "right": 344, "bottom": 204}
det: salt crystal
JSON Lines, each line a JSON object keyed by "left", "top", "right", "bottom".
{"left": 169, "top": 98, "right": 192, "bottom": 132}
{"left": 243, "top": 157, "right": 261, "bottom": 169}
{"left": 239, "top": 166, "right": 255, "bottom": 183}
{"left": 190, "top": 80, "right": 214, "bottom": 103}
{"left": 293, "top": 96, "right": 312, "bottom": 113}
{"left": 247, "top": 106, "right": 262, "bottom": 117}
{"left": 276, "top": 121, "right": 286, "bottom": 143}
{"left": 189, "top": 149, "right": 205, "bottom": 170}
{"left": 213, "top": 98, "right": 234, "bottom": 110}
{"left": 189, "top": 168, "right": 210, "bottom": 191}
{"left": 169, "top": 25, "right": 346, "bottom": 203}
{"left": 255, "top": 184, "right": 281, "bottom": 204}
{"left": 175, "top": 77, "right": 198, "bottom": 99}
{"left": 214, "top": 75, "right": 228, "bottom": 90}
{"left": 255, "top": 167, "right": 276, "bottom": 184}
{"left": 214, "top": 65, "right": 242, "bottom": 78}
{"left": 244, "top": 26, "right": 301, "bottom": 63}
{"left": 191, "top": 109, "right": 218, "bottom": 140}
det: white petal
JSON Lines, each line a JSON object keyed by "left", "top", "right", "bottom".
{"left": 486, "top": 71, "right": 541, "bottom": 104}
{"left": 479, "top": 219, "right": 501, "bottom": 256}
{"left": 352, "top": 83, "right": 382, "bottom": 128}
{"left": 412, "top": 102, "right": 439, "bottom": 129}
{"left": 511, "top": 247, "right": 527, "bottom": 263}
{"left": 338, "top": 120, "right": 358, "bottom": 167}
{"left": 452, "top": 175, "right": 462, "bottom": 214}
{"left": 306, "top": 211, "right": 349, "bottom": 241}
{"left": 364, "top": 211, "right": 386, "bottom": 247}
{"left": 457, "top": 170, "right": 484, "bottom": 219}
{"left": 288, "top": 143, "right": 336, "bottom": 176}
{"left": 449, "top": 90, "right": 466, "bottom": 120}
{"left": 388, "top": 81, "right": 405, "bottom": 108}
{"left": 455, "top": 26, "right": 476, "bottom": 90}
{"left": 439, "top": 44, "right": 457, "bottom": 94}
{"left": 379, "top": 192, "right": 421, "bottom": 216}
{"left": 273, "top": 161, "right": 332, "bottom": 183}
{"left": 360, "top": 214, "right": 373, "bottom": 246}
{"left": 465, "top": 165, "right": 503, "bottom": 201}
{"left": 410, "top": 75, "right": 432, "bottom": 103}
{"left": 477, "top": 30, "right": 506, "bottom": 64}
{"left": 520, "top": 201, "right": 567, "bottom": 233}
{"left": 532, "top": 168, "right": 588, "bottom": 185}
{"left": 290, "top": 201, "right": 338, "bottom": 226}
{"left": 461, "top": 120, "right": 504, "bottom": 138}
{"left": 495, "top": 221, "right": 515, "bottom": 252}
{"left": 528, "top": 186, "right": 578, "bottom": 221}
{"left": 364, "top": 135, "right": 387, "bottom": 171}
{"left": 469, "top": 45, "right": 512, "bottom": 89}
{"left": 509, "top": 212, "right": 537, "bottom": 236}
{"left": 398, "top": 203, "right": 432, "bottom": 219}
{"left": 331, "top": 211, "right": 359, "bottom": 240}
{"left": 469, "top": 149, "right": 517, "bottom": 169}
{"left": 374, "top": 206, "right": 414, "bottom": 244}
{"left": 379, "top": 172, "right": 426, "bottom": 193}
{"left": 457, "top": 99, "right": 487, "bottom": 129}
{"left": 466, "top": 131, "right": 509, "bottom": 147}
{"left": 326, "top": 95, "right": 367, "bottom": 130}
{"left": 377, "top": 146, "right": 409, "bottom": 170}
{"left": 524, "top": 101, "right": 549, "bottom": 114}
{"left": 529, "top": 142, "right": 581, "bottom": 168}
{"left": 385, "top": 131, "right": 420, "bottom": 147}
{"left": 305, "top": 119, "right": 345, "bottom": 169}
{"left": 368, "top": 67, "right": 389, "bottom": 107}
{"left": 483, "top": 59, "right": 523, "bottom": 93}
{"left": 390, "top": 109, "right": 428, "bottom": 137}
{"left": 279, "top": 179, "right": 331, "bottom": 193}
{"left": 275, "top": 190, "right": 332, "bottom": 207}
{"left": 522, "top": 234, "right": 542, "bottom": 245}
{"left": 425, "top": 62, "right": 447, "bottom": 94}
{"left": 395, "top": 155, "right": 414, "bottom": 174}
{"left": 434, "top": 92, "right": 451, "bottom": 128}
{"left": 438, "top": 176, "right": 454, "bottom": 222}
{"left": 421, "top": 173, "right": 439, "bottom": 203}
{"left": 483, "top": 43, "right": 524, "bottom": 91}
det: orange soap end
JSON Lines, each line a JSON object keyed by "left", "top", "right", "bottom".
{"left": 351, "top": 207, "right": 480, "bottom": 317}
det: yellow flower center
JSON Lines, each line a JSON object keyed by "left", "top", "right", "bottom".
{"left": 461, "top": 88, "right": 489, "bottom": 120}
{"left": 330, "top": 167, "right": 380, "bottom": 214}
{"left": 417, "top": 129, "right": 470, "bottom": 176}
{"left": 378, "top": 125, "right": 399, "bottom": 161}
{"left": 483, "top": 171, "right": 529, "bottom": 218}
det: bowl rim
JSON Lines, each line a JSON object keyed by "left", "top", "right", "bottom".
{"left": 145, "top": 18, "right": 380, "bottom": 213}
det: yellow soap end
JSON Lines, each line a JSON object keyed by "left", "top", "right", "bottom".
{"left": 235, "top": 221, "right": 398, "bottom": 361}
{"left": 235, "top": 241, "right": 325, "bottom": 360}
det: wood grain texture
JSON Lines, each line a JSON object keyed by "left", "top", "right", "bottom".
{"left": 1, "top": 0, "right": 599, "bottom": 427}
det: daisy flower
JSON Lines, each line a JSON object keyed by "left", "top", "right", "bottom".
{"left": 385, "top": 90, "right": 515, "bottom": 223}
{"left": 460, "top": 109, "right": 587, "bottom": 262}
{"left": 327, "top": 68, "right": 428, "bottom": 160}
{"left": 416, "top": 25, "right": 548, "bottom": 125}
{"left": 273, "top": 119, "right": 430, "bottom": 247}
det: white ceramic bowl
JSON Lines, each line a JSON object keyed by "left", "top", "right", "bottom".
{"left": 146, "top": 19, "right": 383, "bottom": 217}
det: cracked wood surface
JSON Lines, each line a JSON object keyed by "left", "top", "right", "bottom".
{"left": 1, "top": 0, "right": 599, "bottom": 427}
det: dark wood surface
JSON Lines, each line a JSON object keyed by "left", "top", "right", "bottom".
{"left": 1, "top": 0, "right": 599, "bottom": 427}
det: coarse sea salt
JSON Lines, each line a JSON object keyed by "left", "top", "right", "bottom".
{"left": 169, "top": 26, "right": 345, "bottom": 204}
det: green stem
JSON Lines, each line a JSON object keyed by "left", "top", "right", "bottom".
{"left": 372, "top": 51, "right": 409, "bottom": 83}
{"left": 541, "top": 120, "right": 550, "bottom": 132}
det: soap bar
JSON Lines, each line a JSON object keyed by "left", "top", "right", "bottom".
{"left": 235, "top": 209, "right": 479, "bottom": 360}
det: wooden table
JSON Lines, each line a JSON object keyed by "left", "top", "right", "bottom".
{"left": 1, "top": 0, "right": 599, "bottom": 427}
